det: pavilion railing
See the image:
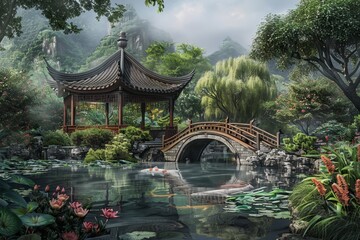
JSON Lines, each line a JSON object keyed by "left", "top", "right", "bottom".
{"left": 162, "top": 120, "right": 279, "bottom": 152}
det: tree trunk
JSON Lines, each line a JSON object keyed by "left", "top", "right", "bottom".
{"left": 342, "top": 87, "right": 360, "bottom": 113}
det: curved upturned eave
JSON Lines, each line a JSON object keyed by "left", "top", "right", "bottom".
{"left": 44, "top": 51, "right": 121, "bottom": 82}
{"left": 45, "top": 49, "right": 195, "bottom": 94}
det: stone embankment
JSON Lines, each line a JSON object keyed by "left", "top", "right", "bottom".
{"left": 240, "top": 149, "right": 320, "bottom": 173}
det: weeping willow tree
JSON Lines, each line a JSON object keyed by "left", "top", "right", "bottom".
{"left": 195, "top": 56, "right": 276, "bottom": 122}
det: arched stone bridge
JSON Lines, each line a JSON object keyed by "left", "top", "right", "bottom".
{"left": 161, "top": 121, "right": 280, "bottom": 162}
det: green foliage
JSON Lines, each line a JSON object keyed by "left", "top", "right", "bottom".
{"left": 120, "top": 126, "right": 152, "bottom": 144}
{"left": 283, "top": 133, "right": 317, "bottom": 154}
{"left": 289, "top": 144, "right": 360, "bottom": 240}
{"left": 312, "top": 120, "right": 353, "bottom": 142}
{"left": 143, "top": 42, "right": 211, "bottom": 121}
{"left": 0, "top": 0, "right": 164, "bottom": 44}
{"left": 195, "top": 56, "right": 277, "bottom": 122}
{"left": 104, "top": 133, "right": 132, "bottom": 161}
{"left": 156, "top": 115, "right": 181, "bottom": 128}
{"left": 84, "top": 148, "right": 106, "bottom": 163}
{"left": 70, "top": 128, "right": 113, "bottom": 149}
{"left": 0, "top": 69, "right": 38, "bottom": 131}
{"left": 84, "top": 133, "right": 133, "bottom": 162}
{"left": 42, "top": 130, "right": 71, "bottom": 146}
{"left": 250, "top": 0, "right": 360, "bottom": 111}
{"left": 266, "top": 77, "right": 350, "bottom": 134}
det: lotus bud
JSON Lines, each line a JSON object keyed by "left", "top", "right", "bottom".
{"left": 45, "top": 185, "right": 50, "bottom": 192}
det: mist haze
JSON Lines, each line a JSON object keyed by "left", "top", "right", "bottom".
{"left": 116, "top": 0, "right": 299, "bottom": 54}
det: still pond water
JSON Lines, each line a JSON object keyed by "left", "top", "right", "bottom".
{"left": 22, "top": 159, "right": 304, "bottom": 240}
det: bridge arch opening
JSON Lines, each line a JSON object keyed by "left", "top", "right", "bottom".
{"left": 176, "top": 137, "right": 236, "bottom": 164}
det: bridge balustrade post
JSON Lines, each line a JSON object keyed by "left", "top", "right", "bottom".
{"left": 256, "top": 132, "right": 260, "bottom": 150}
{"left": 276, "top": 131, "right": 281, "bottom": 148}
{"left": 225, "top": 117, "right": 229, "bottom": 134}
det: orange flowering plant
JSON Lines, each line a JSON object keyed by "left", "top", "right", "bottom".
{"left": 289, "top": 144, "right": 360, "bottom": 240}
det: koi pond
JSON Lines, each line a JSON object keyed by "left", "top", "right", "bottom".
{"left": 0, "top": 157, "right": 307, "bottom": 240}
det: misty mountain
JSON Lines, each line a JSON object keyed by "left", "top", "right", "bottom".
{"left": 207, "top": 37, "right": 248, "bottom": 65}
{"left": 80, "top": 5, "right": 172, "bottom": 70}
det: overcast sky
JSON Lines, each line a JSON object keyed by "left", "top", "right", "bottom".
{"left": 120, "top": 0, "right": 299, "bottom": 54}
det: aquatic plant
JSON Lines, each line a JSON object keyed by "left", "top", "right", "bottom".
{"left": 0, "top": 175, "right": 118, "bottom": 239}
{"left": 225, "top": 187, "right": 291, "bottom": 219}
{"left": 289, "top": 144, "right": 360, "bottom": 240}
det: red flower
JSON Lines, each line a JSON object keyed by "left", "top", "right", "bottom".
{"left": 101, "top": 208, "right": 119, "bottom": 219}
{"left": 70, "top": 201, "right": 82, "bottom": 209}
{"left": 83, "top": 222, "right": 94, "bottom": 233}
{"left": 62, "top": 231, "right": 79, "bottom": 240}
{"left": 49, "top": 199, "right": 65, "bottom": 210}
{"left": 74, "top": 207, "right": 89, "bottom": 218}
{"left": 321, "top": 155, "right": 335, "bottom": 174}
{"left": 57, "top": 194, "right": 69, "bottom": 202}
{"left": 311, "top": 178, "right": 326, "bottom": 196}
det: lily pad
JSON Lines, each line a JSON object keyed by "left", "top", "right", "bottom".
{"left": 10, "top": 175, "right": 35, "bottom": 187}
{"left": 12, "top": 202, "right": 39, "bottom": 216}
{"left": 2, "top": 189, "right": 27, "bottom": 207}
{"left": 0, "top": 206, "right": 22, "bottom": 236}
{"left": 0, "top": 178, "right": 10, "bottom": 190}
{"left": 0, "top": 198, "right": 8, "bottom": 207}
{"left": 17, "top": 234, "right": 42, "bottom": 240}
{"left": 21, "top": 213, "right": 55, "bottom": 227}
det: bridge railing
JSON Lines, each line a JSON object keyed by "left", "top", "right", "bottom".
{"left": 162, "top": 120, "right": 279, "bottom": 152}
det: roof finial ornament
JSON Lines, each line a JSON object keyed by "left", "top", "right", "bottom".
{"left": 118, "top": 32, "right": 128, "bottom": 49}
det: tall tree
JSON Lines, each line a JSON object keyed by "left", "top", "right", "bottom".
{"left": 265, "top": 77, "right": 350, "bottom": 135}
{"left": 143, "top": 42, "right": 211, "bottom": 120}
{"left": 251, "top": 0, "right": 360, "bottom": 112}
{"left": 195, "top": 56, "right": 276, "bottom": 122}
{"left": 0, "top": 0, "right": 164, "bottom": 44}
{"left": 0, "top": 68, "right": 38, "bottom": 131}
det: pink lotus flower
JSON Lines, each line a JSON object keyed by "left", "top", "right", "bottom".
{"left": 101, "top": 208, "right": 119, "bottom": 219}
{"left": 74, "top": 207, "right": 89, "bottom": 218}
{"left": 33, "top": 184, "right": 40, "bottom": 191}
{"left": 62, "top": 231, "right": 79, "bottom": 240}
{"left": 56, "top": 186, "right": 61, "bottom": 192}
{"left": 70, "top": 201, "right": 82, "bottom": 209}
{"left": 61, "top": 187, "right": 66, "bottom": 193}
{"left": 57, "top": 194, "right": 69, "bottom": 202}
{"left": 83, "top": 221, "right": 94, "bottom": 233}
{"left": 49, "top": 199, "right": 65, "bottom": 210}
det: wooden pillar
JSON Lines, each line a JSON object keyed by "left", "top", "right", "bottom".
{"left": 63, "top": 98, "right": 67, "bottom": 128}
{"left": 105, "top": 103, "right": 109, "bottom": 126}
{"left": 141, "top": 102, "right": 146, "bottom": 130}
{"left": 118, "top": 93, "right": 123, "bottom": 127}
{"left": 169, "top": 98, "right": 174, "bottom": 128}
{"left": 70, "top": 95, "right": 75, "bottom": 126}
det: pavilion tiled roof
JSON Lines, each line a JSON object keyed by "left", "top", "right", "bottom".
{"left": 46, "top": 50, "right": 195, "bottom": 95}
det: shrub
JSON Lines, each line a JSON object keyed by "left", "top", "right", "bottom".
{"left": 289, "top": 144, "right": 360, "bottom": 240}
{"left": 83, "top": 133, "right": 133, "bottom": 162}
{"left": 84, "top": 148, "right": 106, "bottom": 163}
{"left": 312, "top": 120, "right": 353, "bottom": 142}
{"left": 105, "top": 133, "right": 132, "bottom": 161}
{"left": 43, "top": 130, "right": 71, "bottom": 146}
{"left": 283, "top": 133, "right": 317, "bottom": 154}
{"left": 120, "top": 126, "right": 152, "bottom": 144}
{"left": 156, "top": 115, "right": 180, "bottom": 128}
{"left": 70, "top": 128, "right": 113, "bottom": 149}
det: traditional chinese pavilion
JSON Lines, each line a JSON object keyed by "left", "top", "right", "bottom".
{"left": 46, "top": 32, "right": 194, "bottom": 135}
